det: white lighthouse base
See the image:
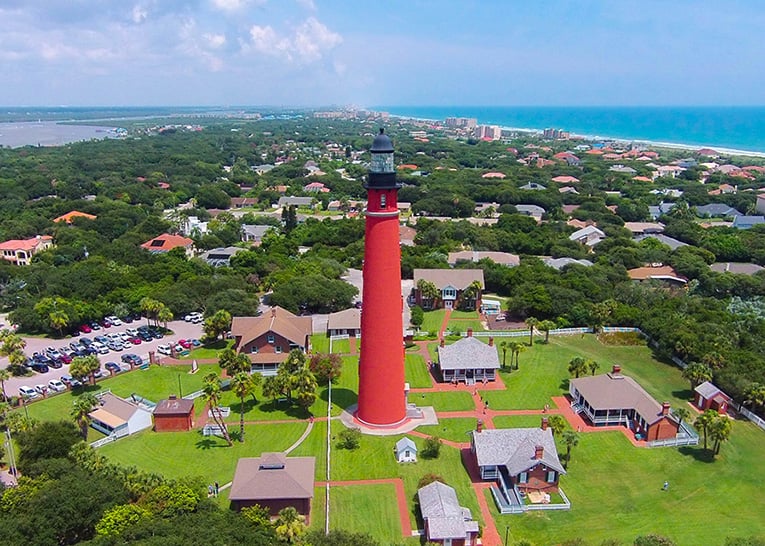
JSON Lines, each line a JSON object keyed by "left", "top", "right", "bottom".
{"left": 339, "top": 404, "right": 438, "bottom": 436}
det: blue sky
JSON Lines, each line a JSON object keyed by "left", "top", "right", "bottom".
{"left": 0, "top": 0, "right": 763, "bottom": 106}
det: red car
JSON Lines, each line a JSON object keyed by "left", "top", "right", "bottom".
{"left": 178, "top": 339, "right": 193, "bottom": 349}
{"left": 129, "top": 336, "right": 142, "bottom": 345}
{"left": 79, "top": 324, "right": 92, "bottom": 334}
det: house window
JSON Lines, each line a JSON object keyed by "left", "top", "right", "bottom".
{"left": 250, "top": 347, "right": 258, "bottom": 354}
{"left": 267, "top": 334, "right": 275, "bottom": 344}
{"left": 380, "top": 193, "right": 387, "bottom": 209}
{"left": 547, "top": 471, "right": 556, "bottom": 483}
{"left": 519, "top": 472, "right": 528, "bottom": 483}
{"left": 275, "top": 346, "right": 282, "bottom": 353}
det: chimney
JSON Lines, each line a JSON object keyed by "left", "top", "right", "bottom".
{"left": 661, "top": 402, "right": 670, "bottom": 416}
{"left": 541, "top": 417, "right": 549, "bottom": 431}
{"left": 271, "top": 307, "right": 277, "bottom": 318}
{"left": 440, "top": 338, "right": 445, "bottom": 348}
{"left": 169, "top": 394, "right": 177, "bottom": 400}
{"left": 488, "top": 337, "right": 494, "bottom": 347}
{"left": 534, "top": 445, "right": 544, "bottom": 459}
{"left": 612, "top": 365, "right": 621, "bottom": 375}
{"left": 467, "top": 328, "right": 473, "bottom": 337}
{"left": 476, "top": 419, "right": 483, "bottom": 433}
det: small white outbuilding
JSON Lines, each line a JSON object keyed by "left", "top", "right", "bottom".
{"left": 395, "top": 437, "right": 418, "bottom": 463}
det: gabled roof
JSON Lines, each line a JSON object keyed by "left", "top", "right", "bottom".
{"left": 544, "top": 257, "right": 593, "bottom": 270}
{"left": 695, "top": 204, "right": 743, "bottom": 217}
{"left": 472, "top": 427, "right": 565, "bottom": 476}
{"left": 571, "top": 372, "right": 675, "bottom": 425}
{"left": 396, "top": 437, "right": 417, "bottom": 453}
{"left": 694, "top": 381, "right": 730, "bottom": 401}
{"left": 417, "top": 481, "right": 477, "bottom": 541}
{"left": 438, "top": 336, "right": 500, "bottom": 371}
{"left": 413, "top": 269, "right": 484, "bottom": 290}
{"left": 551, "top": 175, "right": 579, "bottom": 184}
{"left": 448, "top": 251, "right": 520, "bottom": 267}
{"left": 0, "top": 235, "right": 53, "bottom": 252}
{"left": 569, "top": 225, "right": 606, "bottom": 243}
{"left": 89, "top": 392, "right": 140, "bottom": 426}
{"left": 140, "top": 233, "right": 193, "bottom": 252}
{"left": 229, "top": 453, "right": 315, "bottom": 501}
{"left": 53, "top": 210, "right": 97, "bottom": 223}
{"left": 327, "top": 308, "right": 360, "bottom": 331}
{"left": 231, "top": 307, "right": 312, "bottom": 348}
{"left": 634, "top": 233, "right": 688, "bottom": 251}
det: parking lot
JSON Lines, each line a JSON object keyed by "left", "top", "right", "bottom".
{"left": 1, "top": 319, "right": 204, "bottom": 397}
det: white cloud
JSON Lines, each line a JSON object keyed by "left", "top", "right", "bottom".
{"left": 132, "top": 4, "right": 148, "bottom": 24}
{"left": 204, "top": 33, "right": 226, "bottom": 49}
{"left": 211, "top": 0, "right": 264, "bottom": 12}
{"left": 248, "top": 16, "right": 341, "bottom": 62}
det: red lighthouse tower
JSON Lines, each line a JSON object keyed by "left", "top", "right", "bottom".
{"left": 357, "top": 128, "right": 406, "bottom": 426}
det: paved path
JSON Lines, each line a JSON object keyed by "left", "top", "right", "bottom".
{"left": 284, "top": 420, "right": 314, "bottom": 454}
{"left": 473, "top": 482, "right": 502, "bottom": 546}
{"left": 316, "top": 478, "right": 412, "bottom": 539}
{"left": 439, "top": 309, "right": 452, "bottom": 338}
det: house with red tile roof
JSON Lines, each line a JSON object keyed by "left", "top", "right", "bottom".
{"left": 627, "top": 265, "right": 687, "bottom": 285}
{"left": 140, "top": 233, "right": 194, "bottom": 257}
{"left": 551, "top": 175, "right": 579, "bottom": 184}
{"left": 481, "top": 172, "right": 506, "bottom": 179}
{"left": 53, "top": 210, "right": 97, "bottom": 224}
{"left": 398, "top": 164, "right": 418, "bottom": 170}
{"left": 0, "top": 235, "right": 53, "bottom": 265}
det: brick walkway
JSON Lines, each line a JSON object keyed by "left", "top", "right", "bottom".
{"left": 439, "top": 309, "right": 452, "bottom": 337}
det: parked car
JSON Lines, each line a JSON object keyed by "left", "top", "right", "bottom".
{"left": 57, "top": 352, "right": 72, "bottom": 364}
{"left": 29, "top": 362, "right": 49, "bottom": 374}
{"left": 60, "top": 375, "right": 82, "bottom": 388}
{"left": 191, "top": 339, "right": 202, "bottom": 347}
{"left": 19, "top": 385, "right": 38, "bottom": 399}
{"left": 156, "top": 344, "right": 172, "bottom": 355}
{"left": 47, "top": 358, "right": 63, "bottom": 369}
{"left": 122, "top": 315, "right": 133, "bottom": 324}
{"left": 128, "top": 336, "right": 142, "bottom": 345}
{"left": 48, "top": 379, "right": 67, "bottom": 392}
{"left": 106, "top": 315, "right": 122, "bottom": 326}
{"left": 173, "top": 343, "right": 184, "bottom": 353}
{"left": 79, "top": 323, "right": 92, "bottom": 334}
{"left": 137, "top": 331, "right": 153, "bottom": 342}
{"left": 178, "top": 339, "right": 193, "bottom": 349}
{"left": 106, "top": 341, "right": 123, "bottom": 352}
{"left": 148, "top": 328, "right": 164, "bottom": 339}
{"left": 91, "top": 342, "right": 109, "bottom": 355}
{"left": 121, "top": 353, "right": 142, "bottom": 367}
{"left": 70, "top": 341, "right": 83, "bottom": 351}
{"left": 126, "top": 327, "right": 139, "bottom": 337}
{"left": 93, "top": 367, "right": 105, "bottom": 379}
{"left": 100, "top": 318, "right": 112, "bottom": 328}
{"left": 34, "top": 384, "right": 48, "bottom": 396}
{"left": 184, "top": 312, "right": 204, "bottom": 323}
{"left": 94, "top": 335, "right": 109, "bottom": 345}
{"left": 79, "top": 337, "right": 93, "bottom": 347}
{"left": 104, "top": 361, "right": 121, "bottom": 374}
{"left": 90, "top": 322, "right": 101, "bottom": 330}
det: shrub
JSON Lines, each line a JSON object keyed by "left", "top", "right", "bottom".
{"left": 337, "top": 428, "right": 361, "bottom": 450}
{"left": 421, "top": 436, "right": 441, "bottom": 459}
{"left": 416, "top": 473, "right": 446, "bottom": 489}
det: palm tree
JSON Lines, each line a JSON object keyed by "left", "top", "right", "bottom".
{"left": 587, "top": 359, "right": 600, "bottom": 376}
{"left": 547, "top": 415, "right": 567, "bottom": 436}
{"left": 538, "top": 320, "right": 556, "bottom": 343}
{"left": 562, "top": 430, "right": 579, "bottom": 468}
{"left": 568, "top": 356, "right": 588, "bottom": 378}
{"left": 525, "top": 317, "right": 540, "bottom": 346}
{"left": 417, "top": 279, "right": 440, "bottom": 310}
{"left": 709, "top": 415, "right": 732, "bottom": 456}
{"left": 231, "top": 372, "right": 255, "bottom": 442}
{"left": 499, "top": 341, "right": 509, "bottom": 368}
{"left": 71, "top": 393, "right": 98, "bottom": 440}
{"left": 274, "top": 506, "right": 307, "bottom": 544}
{"left": 157, "top": 305, "right": 173, "bottom": 329}
{"left": 203, "top": 373, "right": 233, "bottom": 446}
{"left": 514, "top": 343, "right": 526, "bottom": 370}
{"left": 0, "top": 368, "right": 10, "bottom": 402}
{"left": 743, "top": 382, "right": 765, "bottom": 412}
{"left": 695, "top": 409, "right": 718, "bottom": 451}
{"left": 682, "top": 362, "right": 713, "bottom": 392}
{"left": 672, "top": 406, "right": 691, "bottom": 429}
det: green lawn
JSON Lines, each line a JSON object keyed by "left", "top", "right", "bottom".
{"left": 417, "top": 417, "right": 477, "bottom": 443}
{"left": 329, "top": 338, "right": 350, "bottom": 354}
{"left": 492, "top": 414, "right": 550, "bottom": 430}
{"left": 494, "top": 421, "right": 765, "bottom": 545}
{"left": 329, "top": 484, "right": 407, "bottom": 542}
{"left": 101, "top": 421, "right": 308, "bottom": 485}
{"left": 404, "top": 353, "right": 432, "bottom": 388}
{"left": 23, "top": 364, "right": 219, "bottom": 422}
{"left": 411, "top": 391, "right": 474, "bottom": 412}
{"left": 448, "top": 310, "right": 481, "bottom": 319}
{"left": 420, "top": 310, "right": 446, "bottom": 333}
{"left": 181, "top": 339, "right": 233, "bottom": 360}
{"left": 446, "top": 319, "right": 485, "bottom": 333}
{"left": 311, "top": 334, "right": 330, "bottom": 354}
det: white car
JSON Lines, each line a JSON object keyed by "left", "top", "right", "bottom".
{"left": 91, "top": 342, "right": 110, "bottom": 355}
{"left": 34, "top": 384, "right": 48, "bottom": 395}
{"left": 118, "top": 332, "right": 131, "bottom": 342}
{"left": 126, "top": 327, "right": 139, "bottom": 337}
{"left": 48, "top": 379, "right": 67, "bottom": 392}
{"left": 184, "top": 312, "right": 203, "bottom": 323}
{"left": 107, "top": 332, "right": 122, "bottom": 342}
{"left": 19, "top": 385, "right": 38, "bottom": 399}
{"left": 106, "top": 315, "right": 122, "bottom": 326}
{"left": 156, "top": 344, "right": 172, "bottom": 356}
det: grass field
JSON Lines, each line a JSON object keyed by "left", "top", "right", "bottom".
{"left": 404, "top": 353, "right": 432, "bottom": 388}
{"left": 181, "top": 339, "right": 233, "bottom": 360}
{"left": 417, "top": 417, "right": 477, "bottom": 443}
{"left": 311, "top": 334, "right": 330, "bottom": 354}
{"left": 22, "top": 363, "right": 219, "bottom": 422}
{"left": 411, "top": 390, "right": 474, "bottom": 412}
{"left": 495, "top": 421, "right": 765, "bottom": 545}
{"left": 101, "top": 420, "right": 308, "bottom": 485}
{"left": 446, "top": 319, "right": 485, "bottom": 333}
{"left": 420, "top": 310, "right": 446, "bottom": 333}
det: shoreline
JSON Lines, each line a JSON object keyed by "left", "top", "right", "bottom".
{"left": 385, "top": 112, "right": 765, "bottom": 159}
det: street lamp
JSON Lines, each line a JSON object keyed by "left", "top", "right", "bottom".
{"left": 505, "top": 525, "right": 510, "bottom": 546}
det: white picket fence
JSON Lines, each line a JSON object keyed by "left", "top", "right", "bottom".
{"left": 739, "top": 406, "right": 765, "bottom": 432}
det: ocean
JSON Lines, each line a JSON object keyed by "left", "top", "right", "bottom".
{"left": 376, "top": 106, "right": 765, "bottom": 154}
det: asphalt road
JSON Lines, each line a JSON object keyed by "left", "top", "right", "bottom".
{"left": 1, "top": 319, "right": 204, "bottom": 397}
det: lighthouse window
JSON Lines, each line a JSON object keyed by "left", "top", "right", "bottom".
{"left": 380, "top": 194, "right": 387, "bottom": 209}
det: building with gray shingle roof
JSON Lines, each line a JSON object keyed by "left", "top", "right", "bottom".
{"left": 437, "top": 335, "right": 500, "bottom": 384}
{"left": 544, "top": 257, "right": 593, "bottom": 270}
{"left": 733, "top": 215, "right": 765, "bottom": 229}
{"left": 569, "top": 366, "right": 680, "bottom": 441}
{"left": 695, "top": 203, "right": 743, "bottom": 218}
{"left": 395, "top": 437, "right": 418, "bottom": 463}
{"left": 710, "top": 262, "right": 764, "bottom": 275}
{"left": 412, "top": 269, "right": 484, "bottom": 311}
{"left": 326, "top": 308, "right": 361, "bottom": 337}
{"left": 417, "top": 481, "right": 479, "bottom": 544}
{"left": 633, "top": 233, "right": 688, "bottom": 250}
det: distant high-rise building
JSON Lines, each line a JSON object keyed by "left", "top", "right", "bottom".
{"left": 445, "top": 117, "right": 477, "bottom": 129}
{"left": 475, "top": 125, "right": 502, "bottom": 140}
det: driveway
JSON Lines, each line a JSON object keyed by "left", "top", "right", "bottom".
{"left": 0, "top": 319, "right": 204, "bottom": 397}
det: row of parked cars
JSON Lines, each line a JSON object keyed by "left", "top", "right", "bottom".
{"left": 77, "top": 314, "right": 142, "bottom": 334}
